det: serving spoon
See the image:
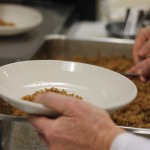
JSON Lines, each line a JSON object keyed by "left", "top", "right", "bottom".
{"left": 122, "top": 72, "right": 139, "bottom": 78}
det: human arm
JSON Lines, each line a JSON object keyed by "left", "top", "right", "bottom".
{"left": 28, "top": 92, "right": 124, "bottom": 150}
{"left": 133, "top": 26, "right": 150, "bottom": 63}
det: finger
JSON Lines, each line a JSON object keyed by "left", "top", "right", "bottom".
{"left": 140, "top": 59, "right": 150, "bottom": 78}
{"left": 28, "top": 115, "right": 54, "bottom": 134}
{"left": 128, "top": 62, "right": 143, "bottom": 75}
{"left": 128, "top": 65, "right": 147, "bottom": 82}
{"left": 128, "top": 66, "right": 137, "bottom": 73}
{"left": 140, "top": 76, "right": 147, "bottom": 82}
{"left": 129, "top": 59, "right": 150, "bottom": 81}
{"left": 133, "top": 29, "right": 147, "bottom": 63}
{"left": 35, "top": 92, "right": 78, "bottom": 115}
{"left": 138, "top": 40, "right": 150, "bottom": 58}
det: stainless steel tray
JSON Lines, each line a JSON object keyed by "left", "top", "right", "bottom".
{"left": 33, "top": 34, "right": 150, "bottom": 138}
{"left": 0, "top": 35, "right": 149, "bottom": 150}
{"left": 33, "top": 34, "right": 134, "bottom": 60}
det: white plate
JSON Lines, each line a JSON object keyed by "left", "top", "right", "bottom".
{"left": 0, "top": 3, "right": 43, "bottom": 36}
{"left": 0, "top": 60, "right": 137, "bottom": 115}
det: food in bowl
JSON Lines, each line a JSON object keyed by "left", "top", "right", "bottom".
{"left": 10, "top": 87, "right": 82, "bottom": 116}
{"left": 22, "top": 87, "right": 83, "bottom": 102}
{"left": 0, "top": 18, "right": 15, "bottom": 26}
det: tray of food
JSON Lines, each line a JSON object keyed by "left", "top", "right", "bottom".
{"left": 0, "top": 35, "right": 149, "bottom": 150}
{"left": 34, "top": 35, "right": 150, "bottom": 129}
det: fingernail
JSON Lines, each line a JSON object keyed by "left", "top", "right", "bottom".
{"left": 140, "top": 76, "right": 147, "bottom": 82}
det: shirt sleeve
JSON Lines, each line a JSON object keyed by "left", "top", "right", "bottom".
{"left": 110, "top": 132, "right": 150, "bottom": 150}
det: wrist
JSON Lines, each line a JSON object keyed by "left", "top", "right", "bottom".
{"left": 95, "top": 126, "right": 125, "bottom": 150}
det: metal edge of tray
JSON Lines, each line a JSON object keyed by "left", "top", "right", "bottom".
{"left": 119, "top": 126, "right": 150, "bottom": 136}
{"left": 45, "top": 34, "right": 134, "bottom": 44}
{"left": 41, "top": 34, "right": 135, "bottom": 61}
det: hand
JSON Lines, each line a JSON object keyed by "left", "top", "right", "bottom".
{"left": 28, "top": 92, "right": 124, "bottom": 150}
{"left": 133, "top": 26, "right": 150, "bottom": 63}
{"left": 129, "top": 58, "right": 150, "bottom": 82}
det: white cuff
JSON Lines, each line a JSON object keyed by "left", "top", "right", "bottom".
{"left": 110, "top": 132, "right": 150, "bottom": 150}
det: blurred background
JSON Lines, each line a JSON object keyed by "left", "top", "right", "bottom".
{"left": 0, "top": 0, "right": 150, "bottom": 38}
{"left": 0, "top": 0, "right": 149, "bottom": 65}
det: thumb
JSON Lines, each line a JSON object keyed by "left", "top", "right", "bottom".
{"left": 35, "top": 92, "right": 78, "bottom": 115}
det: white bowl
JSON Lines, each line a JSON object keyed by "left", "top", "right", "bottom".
{"left": 0, "top": 3, "right": 43, "bottom": 36}
{"left": 0, "top": 60, "right": 137, "bottom": 115}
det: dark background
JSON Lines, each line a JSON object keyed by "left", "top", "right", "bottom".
{"left": 1, "top": 0, "right": 98, "bottom": 20}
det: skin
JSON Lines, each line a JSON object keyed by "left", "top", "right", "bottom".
{"left": 129, "top": 58, "right": 150, "bottom": 82}
{"left": 29, "top": 92, "right": 124, "bottom": 150}
{"left": 133, "top": 26, "right": 150, "bottom": 63}
{"left": 129, "top": 26, "right": 150, "bottom": 82}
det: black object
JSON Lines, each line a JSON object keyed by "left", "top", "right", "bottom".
{"left": 2, "top": 0, "right": 98, "bottom": 20}
{"left": 106, "top": 9, "right": 148, "bottom": 39}
{"left": 106, "top": 22, "right": 135, "bottom": 39}
{"left": 23, "top": 0, "right": 98, "bottom": 20}
{"left": 53, "top": 0, "right": 97, "bottom": 20}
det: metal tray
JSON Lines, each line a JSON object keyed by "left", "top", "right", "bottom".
{"left": 0, "top": 35, "right": 149, "bottom": 150}
{"left": 32, "top": 35, "right": 150, "bottom": 139}
{"left": 33, "top": 34, "right": 134, "bottom": 60}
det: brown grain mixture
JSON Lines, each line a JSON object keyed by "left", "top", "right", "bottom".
{"left": 0, "top": 18, "right": 15, "bottom": 26}
{"left": 11, "top": 87, "right": 83, "bottom": 116}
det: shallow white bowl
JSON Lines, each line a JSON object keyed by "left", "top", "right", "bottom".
{"left": 0, "top": 3, "right": 43, "bottom": 36}
{"left": 0, "top": 60, "right": 137, "bottom": 115}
